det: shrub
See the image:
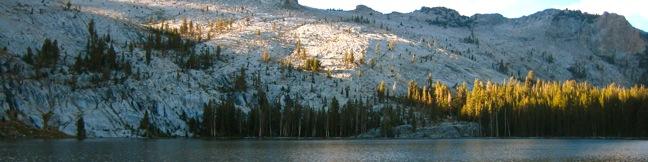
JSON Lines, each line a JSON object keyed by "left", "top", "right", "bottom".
{"left": 261, "top": 48, "right": 270, "bottom": 63}
{"left": 303, "top": 57, "right": 321, "bottom": 72}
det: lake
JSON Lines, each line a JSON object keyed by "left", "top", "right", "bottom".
{"left": 1, "top": 138, "right": 648, "bottom": 161}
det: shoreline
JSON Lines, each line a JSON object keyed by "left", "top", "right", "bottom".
{"left": 4, "top": 136, "right": 647, "bottom": 141}
{"left": 3, "top": 121, "right": 647, "bottom": 140}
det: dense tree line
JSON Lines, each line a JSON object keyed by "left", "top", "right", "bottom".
{"left": 72, "top": 19, "right": 132, "bottom": 83}
{"left": 194, "top": 91, "right": 384, "bottom": 138}
{"left": 145, "top": 22, "right": 195, "bottom": 53}
{"left": 391, "top": 71, "right": 648, "bottom": 137}
{"left": 401, "top": 75, "right": 456, "bottom": 122}
{"left": 187, "top": 69, "right": 648, "bottom": 138}
{"left": 345, "top": 15, "right": 371, "bottom": 24}
{"left": 183, "top": 46, "right": 218, "bottom": 70}
{"left": 201, "top": 99, "right": 246, "bottom": 137}
{"left": 142, "top": 22, "right": 219, "bottom": 70}
{"left": 462, "top": 30, "right": 480, "bottom": 45}
{"left": 189, "top": 69, "right": 394, "bottom": 138}
{"left": 289, "top": 39, "right": 323, "bottom": 72}
{"left": 460, "top": 72, "right": 648, "bottom": 137}
{"left": 23, "top": 39, "right": 60, "bottom": 71}
{"left": 389, "top": 71, "right": 648, "bottom": 137}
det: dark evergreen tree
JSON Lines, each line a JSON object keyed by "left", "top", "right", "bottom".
{"left": 234, "top": 67, "right": 247, "bottom": 91}
{"left": 256, "top": 87, "right": 270, "bottom": 137}
{"left": 327, "top": 97, "right": 340, "bottom": 137}
{"left": 73, "top": 19, "right": 131, "bottom": 81}
{"left": 145, "top": 46, "right": 152, "bottom": 65}
{"left": 29, "top": 39, "right": 60, "bottom": 70}
{"left": 138, "top": 111, "right": 165, "bottom": 138}
{"left": 76, "top": 115, "right": 86, "bottom": 140}
{"left": 202, "top": 100, "right": 216, "bottom": 137}
{"left": 23, "top": 47, "right": 34, "bottom": 65}
{"left": 139, "top": 111, "right": 150, "bottom": 136}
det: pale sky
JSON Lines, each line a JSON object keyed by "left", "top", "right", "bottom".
{"left": 299, "top": 0, "right": 648, "bottom": 32}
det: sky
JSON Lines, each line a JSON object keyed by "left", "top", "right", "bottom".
{"left": 299, "top": 0, "right": 648, "bottom": 32}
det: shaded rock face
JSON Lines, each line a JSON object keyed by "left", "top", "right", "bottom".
{"left": 417, "top": 7, "right": 472, "bottom": 28}
{"left": 354, "top": 5, "right": 373, "bottom": 12}
{"left": 274, "top": 0, "right": 300, "bottom": 9}
{"left": 639, "top": 48, "right": 648, "bottom": 85}
{"left": 545, "top": 10, "right": 597, "bottom": 39}
{"left": 419, "top": 7, "right": 462, "bottom": 17}
{"left": 353, "top": 5, "right": 380, "bottom": 15}
{"left": 258, "top": 0, "right": 300, "bottom": 8}
{"left": 284, "top": 0, "right": 300, "bottom": 8}
{"left": 544, "top": 10, "right": 646, "bottom": 56}
{"left": 593, "top": 13, "right": 646, "bottom": 55}
{"left": 471, "top": 13, "right": 507, "bottom": 26}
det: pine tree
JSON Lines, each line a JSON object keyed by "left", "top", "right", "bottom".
{"left": 139, "top": 111, "right": 151, "bottom": 137}
{"left": 202, "top": 100, "right": 215, "bottom": 137}
{"left": 88, "top": 19, "right": 97, "bottom": 41}
{"left": 380, "top": 106, "right": 395, "bottom": 137}
{"left": 387, "top": 40, "right": 396, "bottom": 51}
{"left": 294, "top": 40, "right": 307, "bottom": 60}
{"left": 453, "top": 82, "right": 468, "bottom": 118}
{"left": 257, "top": 88, "right": 270, "bottom": 137}
{"left": 344, "top": 50, "right": 355, "bottom": 66}
{"left": 23, "top": 47, "right": 34, "bottom": 65}
{"left": 65, "top": 0, "right": 72, "bottom": 10}
{"left": 408, "top": 107, "right": 417, "bottom": 131}
{"left": 525, "top": 70, "right": 535, "bottom": 86}
{"left": 145, "top": 46, "right": 152, "bottom": 65}
{"left": 234, "top": 67, "right": 247, "bottom": 91}
{"left": 407, "top": 80, "right": 418, "bottom": 101}
{"left": 328, "top": 97, "right": 340, "bottom": 137}
{"left": 3, "top": 85, "right": 18, "bottom": 121}
{"left": 216, "top": 45, "right": 221, "bottom": 58}
{"left": 185, "top": 53, "right": 198, "bottom": 69}
{"left": 303, "top": 57, "right": 321, "bottom": 72}
{"left": 261, "top": 48, "right": 270, "bottom": 63}
{"left": 33, "top": 39, "right": 60, "bottom": 69}
{"left": 76, "top": 115, "right": 86, "bottom": 140}
{"left": 71, "top": 19, "right": 131, "bottom": 80}
{"left": 376, "top": 80, "right": 387, "bottom": 101}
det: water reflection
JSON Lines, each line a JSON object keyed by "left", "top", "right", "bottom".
{"left": 1, "top": 139, "right": 647, "bottom": 161}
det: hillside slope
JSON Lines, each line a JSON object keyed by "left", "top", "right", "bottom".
{"left": 1, "top": 0, "right": 647, "bottom": 137}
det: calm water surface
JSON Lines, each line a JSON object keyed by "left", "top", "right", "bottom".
{"left": 1, "top": 138, "right": 648, "bottom": 161}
